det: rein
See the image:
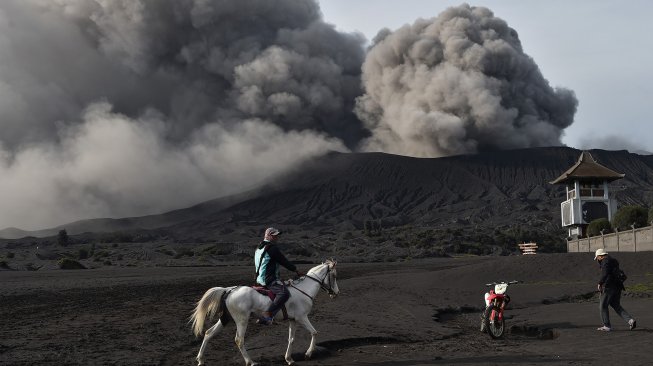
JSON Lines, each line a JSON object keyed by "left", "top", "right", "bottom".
{"left": 289, "top": 265, "right": 335, "bottom": 301}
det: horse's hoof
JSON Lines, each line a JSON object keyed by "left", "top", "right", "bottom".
{"left": 286, "top": 360, "right": 295, "bottom": 366}
{"left": 305, "top": 353, "right": 312, "bottom": 360}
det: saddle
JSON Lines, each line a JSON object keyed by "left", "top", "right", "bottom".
{"left": 251, "top": 285, "right": 289, "bottom": 320}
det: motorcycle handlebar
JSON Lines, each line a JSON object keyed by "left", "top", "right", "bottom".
{"left": 485, "top": 280, "right": 521, "bottom": 286}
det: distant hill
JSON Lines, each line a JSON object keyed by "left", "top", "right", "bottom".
{"left": 0, "top": 188, "right": 262, "bottom": 239}
{"left": 2, "top": 147, "right": 652, "bottom": 256}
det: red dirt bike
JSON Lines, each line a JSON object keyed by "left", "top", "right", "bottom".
{"left": 480, "top": 280, "right": 520, "bottom": 338}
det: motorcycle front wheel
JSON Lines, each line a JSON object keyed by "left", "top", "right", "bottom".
{"left": 483, "top": 304, "right": 505, "bottom": 339}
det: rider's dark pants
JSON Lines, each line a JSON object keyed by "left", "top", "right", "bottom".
{"left": 266, "top": 281, "right": 290, "bottom": 316}
{"left": 600, "top": 286, "right": 633, "bottom": 327}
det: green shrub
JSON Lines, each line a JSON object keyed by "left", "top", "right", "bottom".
{"left": 587, "top": 218, "right": 612, "bottom": 237}
{"left": 613, "top": 205, "right": 649, "bottom": 230}
{"left": 78, "top": 248, "right": 89, "bottom": 260}
{"left": 156, "top": 248, "right": 175, "bottom": 256}
{"left": 25, "top": 263, "right": 41, "bottom": 271}
{"left": 93, "top": 250, "right": 109, "bottom": 258}
{"left": 57, "top": 229, "right": 70, "bottom": 246}
{"left": 649, "top": 206, "right": 653, "bottom": 225}
{"left": 58, "top": 258, "right": 86, "bottom": 270}
{"left": 173, "top": 248, "right": 194, "bottom": 259}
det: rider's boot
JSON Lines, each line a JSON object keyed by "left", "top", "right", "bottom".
{"left": 257, "top": 311, "right": 274, "bottom": 325}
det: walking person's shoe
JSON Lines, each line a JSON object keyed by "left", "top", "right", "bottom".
{"left": 629, "top": 319, "right": 637, "bottom": 330}
{"left": 596, "top": 326, "right": 611, "bottom": 332}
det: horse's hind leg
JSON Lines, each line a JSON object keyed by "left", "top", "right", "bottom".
{"left": 296, "top": 316, "right": 318, "bottom": 359}
{"left": 196, "top": 320, "right": 224, "bottom": 365}
{"left": 234, "top": 317, "right": 256, "bottom": 366}
{"left": 284, "top": 320, "right": 297, "bottom": 365}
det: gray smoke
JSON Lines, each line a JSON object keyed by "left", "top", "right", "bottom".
{"left": 355, "top": 4, "right": 578, "bottom": 157}
{"left": 0, "top": 0, "right": 365, "bottom": 229}
{"left": 579, "top": 135, "right": 652, "bottom": 155}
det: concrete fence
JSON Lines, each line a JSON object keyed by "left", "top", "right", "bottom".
{"left": 567, "top": 224, "right": 653, "bottom": 253}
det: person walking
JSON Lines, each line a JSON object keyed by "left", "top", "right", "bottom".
{"left": 594, "top": 248, "right": 636, "bottom": 332}
{"left": 254, "top": 227, "right": 303, "bottom": 325}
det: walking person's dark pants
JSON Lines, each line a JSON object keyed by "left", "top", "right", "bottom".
{"left": 266, "top": 281, "right": 290, "bottom": 316}
{"left": 600, "top": 286, "right": 633, "bottom": 327}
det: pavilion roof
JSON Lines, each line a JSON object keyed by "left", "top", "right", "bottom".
{"left": 549, "top": 151, "right": 624, "bottom": 184}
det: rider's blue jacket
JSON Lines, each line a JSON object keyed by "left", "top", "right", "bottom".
{"left": 255, "top": 241, "right": 297, "bottom": 286}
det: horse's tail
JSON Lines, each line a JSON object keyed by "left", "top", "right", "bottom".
{"left": 190, "top": 286, "right": 229, "bottom": 337}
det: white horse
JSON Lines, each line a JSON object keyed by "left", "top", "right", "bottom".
{"left": 190, "top": 259, "right": 339, "bottom": 366}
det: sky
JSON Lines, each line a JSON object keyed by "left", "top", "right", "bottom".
{"left": 0, "top": 0, "right": 650, "bottom": 231}
{"left": 319, "top": 0, "right": 653, "bottom": 154}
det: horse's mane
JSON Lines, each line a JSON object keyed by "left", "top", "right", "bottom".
{"left": 305, "top": 259, "right": 337, "bottom": 276}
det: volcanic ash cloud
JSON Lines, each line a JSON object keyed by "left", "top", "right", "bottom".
{"left": 355, "top": 4, "right": 578, "bottom": 157}
{"left": 0, "top": 0, "right": 363, "bottom": 229}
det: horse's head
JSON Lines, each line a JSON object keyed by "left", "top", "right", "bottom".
{"left": 305, "top": 259, "right": 339, "bottom": 298}
{"left": 324, "top": 259, "right": 339, "bottom": 298}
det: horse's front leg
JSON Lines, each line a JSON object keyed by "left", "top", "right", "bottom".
{"left": 297, "top": 316, "right": 318, "bottom": 359}
{"left": 196, "top": 319, "right": 224, "bottom": 365}
{"left": 284, "top": 320, "right": 297, "bottom": 365}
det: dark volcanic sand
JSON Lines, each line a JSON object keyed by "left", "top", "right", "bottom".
{"left": 2, "top": 253, "right": 653, "bottom": 366}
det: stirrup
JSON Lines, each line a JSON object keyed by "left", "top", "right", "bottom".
{"left": 256, "top": 316, "right": 273, "bottom": 325}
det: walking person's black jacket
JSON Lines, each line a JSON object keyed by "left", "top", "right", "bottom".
{"left": 599, "top": 255, "right": 624, "bottom": 290}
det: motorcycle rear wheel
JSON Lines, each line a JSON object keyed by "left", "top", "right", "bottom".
{"left": 483, "top": 304, "right": 505, "bottom": 339}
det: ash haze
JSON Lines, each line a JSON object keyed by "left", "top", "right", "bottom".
{"left": 0, "top": 0, "right": 622, "bottom": 231}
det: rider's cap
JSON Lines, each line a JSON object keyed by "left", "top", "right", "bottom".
{"left": 264, "top": 227, "right": 281, "bottom": 238}
{"left": 594, "top": 248, "right": 608, "bottom": 260}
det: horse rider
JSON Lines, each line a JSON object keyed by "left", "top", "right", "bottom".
{"left": 254, "top": 227, "right": 303, "bottom": 325}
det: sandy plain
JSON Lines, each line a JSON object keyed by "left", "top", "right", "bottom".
{"left": 2, "top": 252, "right": 653, "bottom": 366}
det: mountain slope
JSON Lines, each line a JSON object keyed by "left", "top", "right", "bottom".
{"left": 166, "top": 147, "right": 653, "bottom": 241}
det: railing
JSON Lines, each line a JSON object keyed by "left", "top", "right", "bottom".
{"left": 518, "top": 242, "right": 538, "bottom": 255}
{"left": 567, "top": 223, "right": 653, "bottom": 253}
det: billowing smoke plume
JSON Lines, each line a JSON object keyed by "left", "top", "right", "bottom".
{"left": 0, "top": 1, "right": 580, "bottom": 231}
{"left": 355, "top": 4, "right": 578, "bottom": 157}
{"left": 0, "top": 0, "right": 365, "bottom": 229}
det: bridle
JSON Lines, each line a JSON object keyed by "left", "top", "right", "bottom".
{"left": 306, "top": 265, "right": 337, "bottom": 296}
{"left": 290, "top": 264, "right": 337, "bottom": 301}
